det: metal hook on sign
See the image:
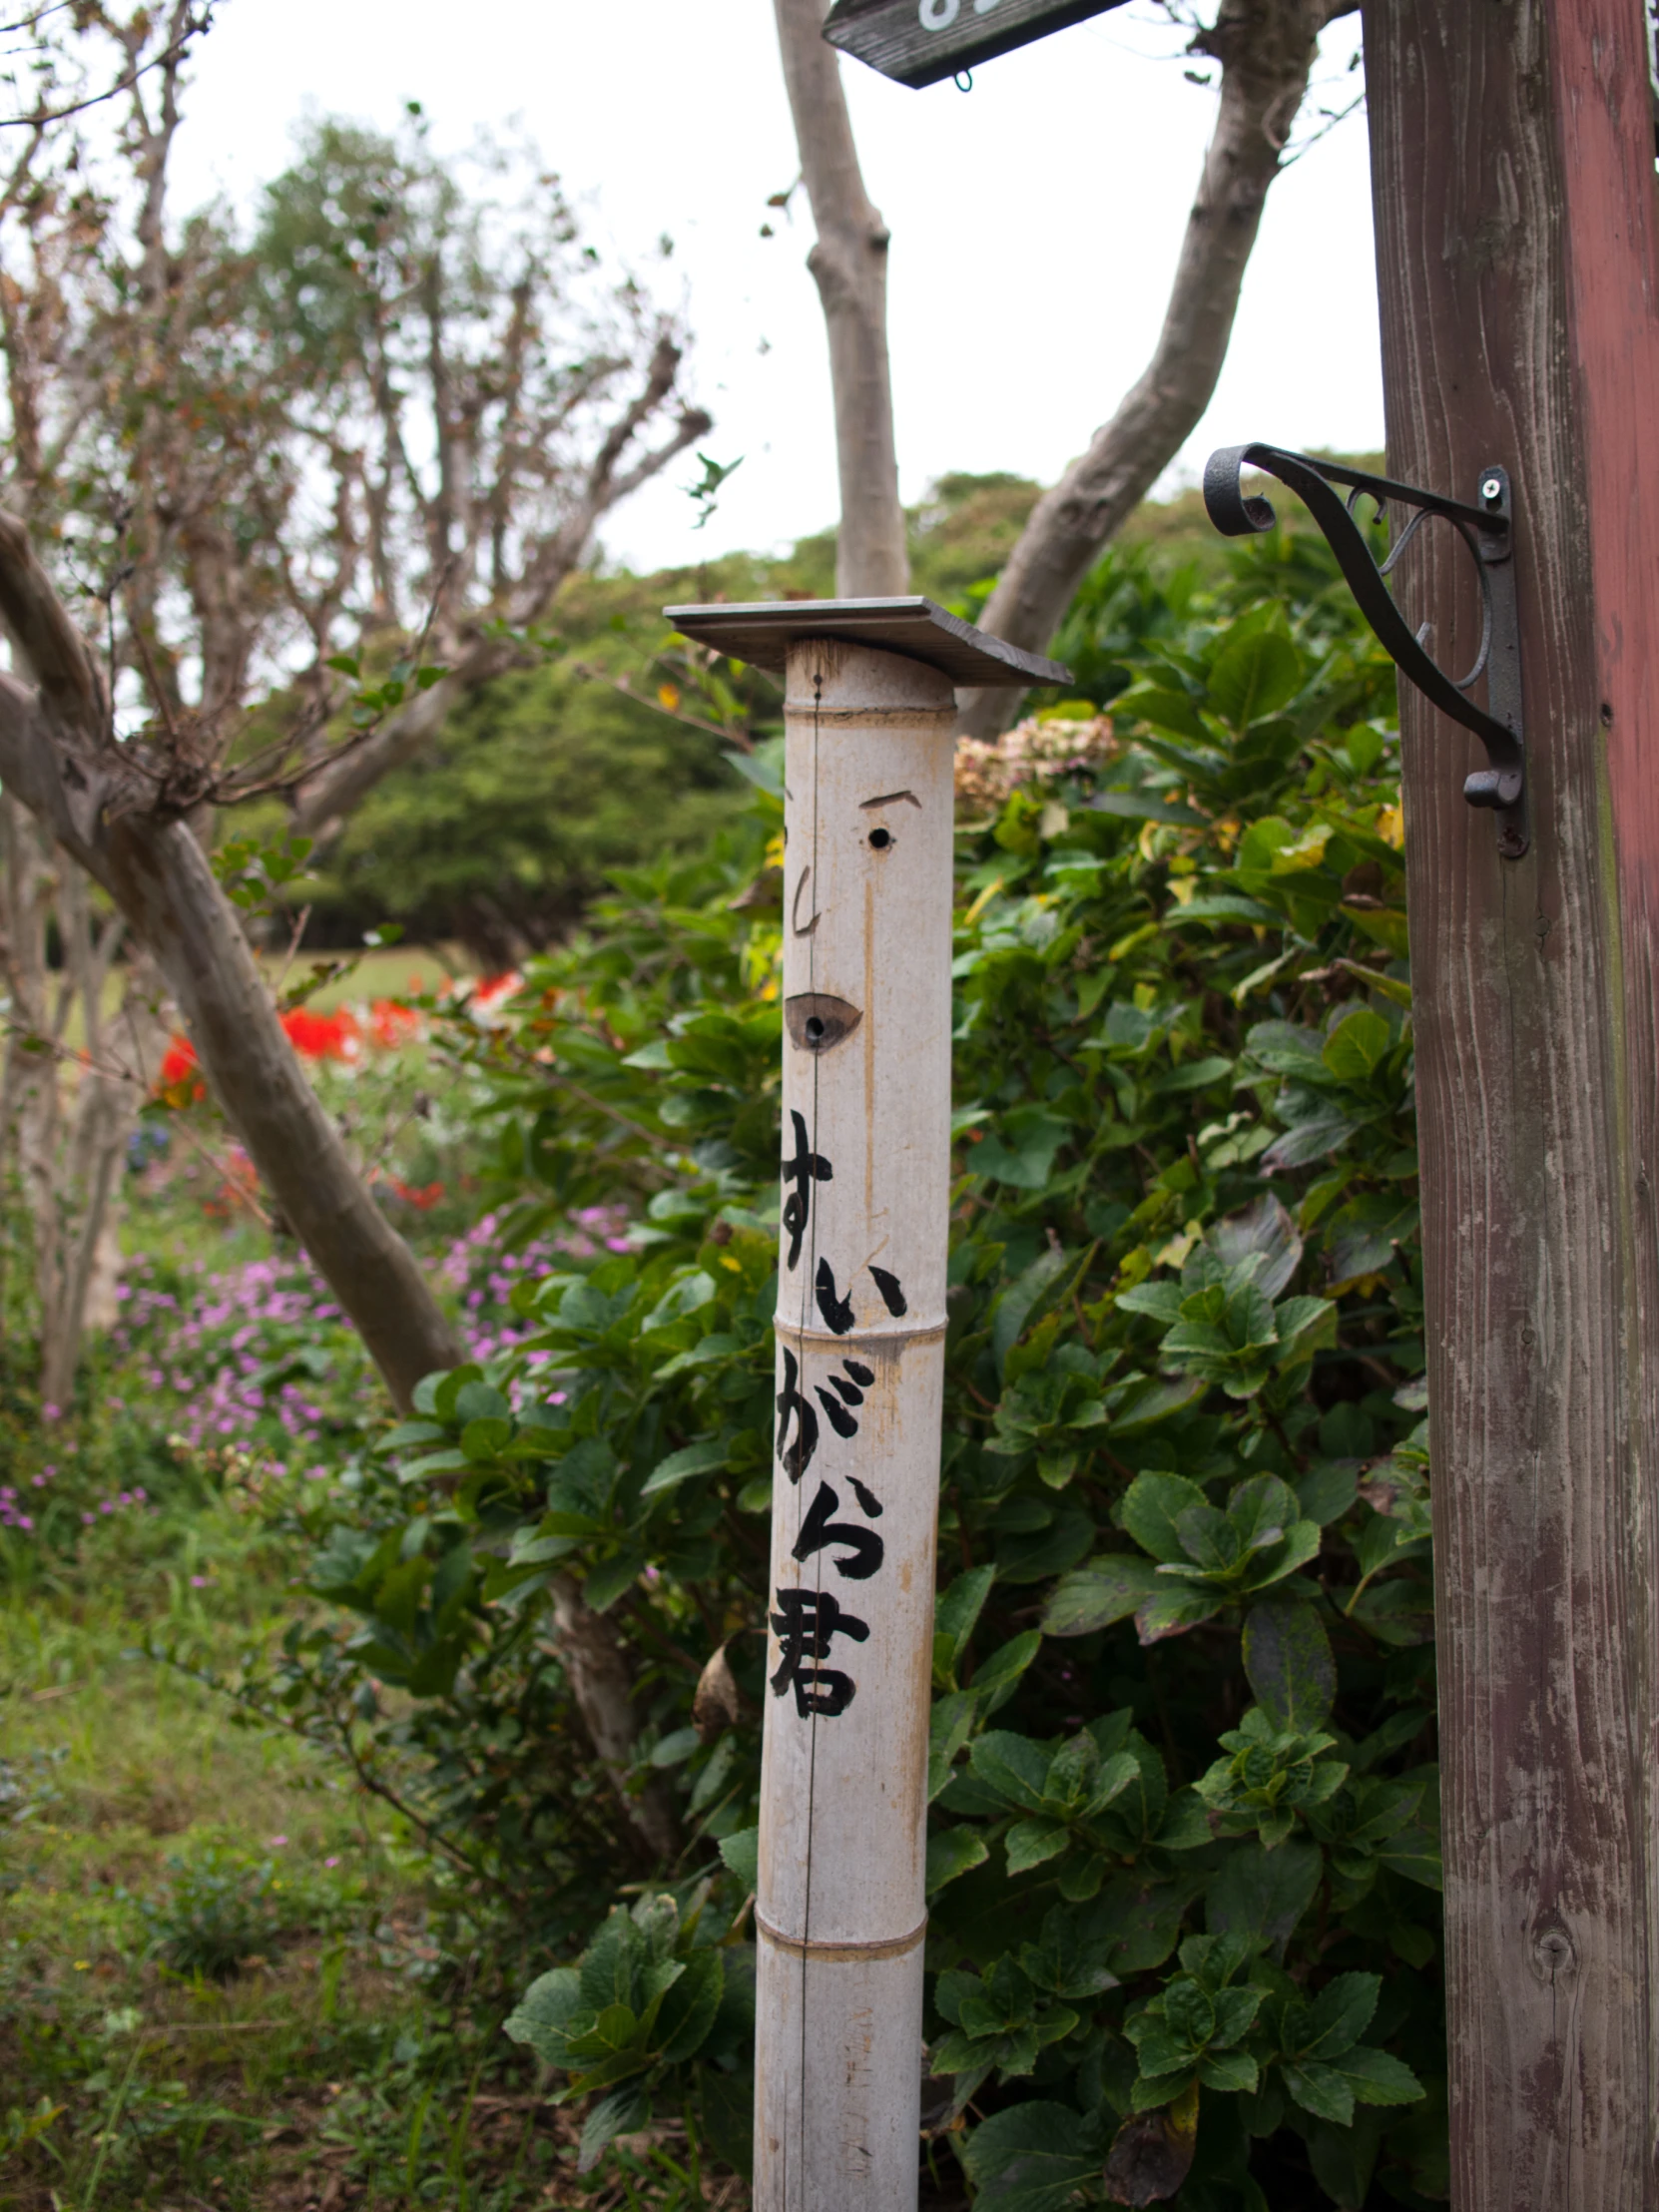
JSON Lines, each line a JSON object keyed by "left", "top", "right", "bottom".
{"left": 953, "top": 68, "right": 973, "bottom": 90}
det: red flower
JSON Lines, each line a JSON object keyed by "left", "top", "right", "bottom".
{"left": 370, "top": 998, "right": 422, "bottom": 1050}
{"left": 280, "top": 1006, "right": 361, "bottom": 1062}
{"left": 157, "top": 1035, "right": 206, "bottom": 1105}
{"left": 160, "top": 1036, "right": 198, "bottom": 1086}
{"left": 388, "top": 1178, "right": 445, "bottom": 1211}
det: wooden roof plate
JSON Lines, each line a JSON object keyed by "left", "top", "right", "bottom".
{"left": 662, "top": 597, "right": 1071, "bottom": 690}
{"left": 822, "top": 0, "right": 1131, "bottom": 91}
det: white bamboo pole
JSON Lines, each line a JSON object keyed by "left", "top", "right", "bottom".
{"left": 754, "top": 636, "right": 957, "bottom": 2211}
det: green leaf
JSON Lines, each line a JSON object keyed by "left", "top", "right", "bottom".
{"left": 1209, "top": 629, "right": 1303, "bottom": 728}
{"left": 992, "top": 1247, "right": 1072, "bottom": 1376}
{"left": 1122, "top": 1473, "right": 1209, "bottom": 1564}
{"left": 1338, "top": 2044, "right": 1425, "bottom": 2105}
{"left": 1042, "top": 1553, "right": 1164, "bottom": 1636}
{"left": 1005, "top": 1819, "right": 1072, "bottom": 1873}
{"left": 375, "top": 1420, "right": 446, "bottom": 1455}
{"left": 641, "top": 1271, "right": 718, "bottom": 1331}
{"left": 1206, "top": 1839, "right": 1322, "bottom": 1945}
{"left": 1197, "top": 2048, "right": 1260, "bottom": 2093}
{"left": 938, "top": 1565, "right": 997, "bottom": 1650}
{"left": 1282, "top": 2059, "right": 1355, "bottom": 2126}
{"left": 1302, "top": 1972, "right": 1381, "bottom": 2059}
{"left": 640, "top": 1438, "right": 730, "bottom": 1497}
{"left": 719, "top": 1828, "right": 759, "bottom": 1891}
{"left": 1135, "top": 1585, "right": 1227, "bottom": 1642}
{"left": 926, "top": 1827, "right": 990, "bottom": 1894}
{"left": 656, "top": 1948, "right": 724, "bottom": 2063}
{"left": 973, "top": 1111, "right": 1071, "bottom": 1191}
{"left": 960, "top": 2101, "right": 1096, "bottom": 2212}
{"left": 453, "top": 1381, "right": 510, "bottom": 1424}
{"left": 1322, "top": 1006, "right": 1392, "bottom": 1081}
{"left": 577, "top": 2085, "right": 650, "bottom": 2173}
{"left": 583, "top": 1551, "right": 646, "bottom": 1611}
{"left": 503, "top": 1967, "right": 583, "bottom": 2064}
{"left": 972, "top": 1629, "right": 1044, "bottom": 1700}
{"left": 1243, "top": 1598, "right": 1336, "bottom": 1730}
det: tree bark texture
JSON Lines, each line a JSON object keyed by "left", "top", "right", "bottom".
{"left": 774, "top": 0, "right": 910, "bottom": 599}
{"left": 0, "top": 515, "right": 462, "bottom": 1410}
{"left": 548, "top": 1573, "right": 681, "bottom": 1864}
{"left": 0, "top": 797, "right": 139, "bottom": 1410}
{"left": 1364, "top": 2, "right": 1659, "bottom": 2202}
{"left": 754, "top": 641, "right": 954, "bottom": 2210}
{"left": 955, "top": 0, "right": 1348, "bottom": 739}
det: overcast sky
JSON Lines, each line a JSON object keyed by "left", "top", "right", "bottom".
{"left": 170, "top": 0, "right": 1383, "bottom": 575}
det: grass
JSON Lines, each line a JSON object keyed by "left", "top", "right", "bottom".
{"left": 0, "top": 1553, "right": 749, "bottom": 2210}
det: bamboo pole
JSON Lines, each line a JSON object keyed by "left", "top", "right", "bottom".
{"left": 758, "top": 635, "right": 954, "bottom": 2207}
{"left": 663, "top": 598, "right": 1066, "bottom": 2212}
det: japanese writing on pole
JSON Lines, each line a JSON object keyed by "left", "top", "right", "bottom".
{"left": 773, "top": 1106, "right": 906, "bottom": 1721}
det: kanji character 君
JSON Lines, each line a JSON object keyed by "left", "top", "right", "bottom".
{"left": 770, "top": 1586, "right": 869, "bottom": 1717}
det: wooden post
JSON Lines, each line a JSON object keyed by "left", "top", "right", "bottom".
{"left": 664, "top": 598, "right": 1066, "bottom": 2211}
{"left": 1361, "top": 3, "right": 1659, "bottom": 2201}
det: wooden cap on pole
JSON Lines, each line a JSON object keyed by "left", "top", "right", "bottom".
{"left": 666, "top": 602, "right": 1068, "bottom": 2211}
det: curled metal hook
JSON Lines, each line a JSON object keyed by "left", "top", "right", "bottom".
{"left": 1203, "top": 441, "right": 1526, "bottom": 858}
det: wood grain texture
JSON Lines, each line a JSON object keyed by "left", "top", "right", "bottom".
{"left": 1362, "top": 3, "right": 1659, "bottom": 2201}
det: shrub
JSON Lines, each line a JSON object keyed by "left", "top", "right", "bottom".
{"left": 248, "top": 527, "right": 1444, "bottom": 2207}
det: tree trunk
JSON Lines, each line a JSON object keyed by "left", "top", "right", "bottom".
{"left": 955, "top": 0, "right": 1347, "bottom": 739}
{"left": 94, "top": 812, "right": 464, "bottom": 1408}
{"left": 1364, "top": 0, "right": 1659, "bottom": 2200}
{"left": 548, "top": 1573, "right": 680, "bottom": 1863}
{"left": 0, "top": 513, "right": 463, "bottom": 1411}
{"left": 774, "top": 0, "right": 909, "bottom": 598}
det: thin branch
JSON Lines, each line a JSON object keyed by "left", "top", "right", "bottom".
{"left": 0, "top": 8, "right": 210, "bottom": 132}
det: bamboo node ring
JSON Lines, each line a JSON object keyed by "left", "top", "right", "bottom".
{"left": 756, "top": 1910, "right": 928, "bottom": 1963}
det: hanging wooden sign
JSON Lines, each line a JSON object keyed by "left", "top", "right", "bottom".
{"left": 823, "top": 0, "right": 1131, "bottom": 89}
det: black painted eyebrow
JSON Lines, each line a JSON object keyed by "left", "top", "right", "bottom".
{"left": 859, "top": 790, "right": 921, "bottom": 810}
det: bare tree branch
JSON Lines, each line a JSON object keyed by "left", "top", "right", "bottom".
{"left": 957, "top": 0, "right": 1358, "bottom": 737}
{"left": 773, "top": 0, "right": 908, "bottom": 597}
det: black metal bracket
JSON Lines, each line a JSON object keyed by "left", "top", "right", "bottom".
{"left": 1203, "top": 442, "right": 1527, "bottom": 859}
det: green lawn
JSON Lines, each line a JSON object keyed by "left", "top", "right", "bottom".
{"left": 1, "top": 1546, "right": 744, "bottom": 2210}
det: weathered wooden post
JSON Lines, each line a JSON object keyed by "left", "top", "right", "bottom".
{"left": 1203, "top": 2, "right": 1659, "bottom": 2200}
{"left": 666, "top": 599, "right": 1067, "bottom": 2211}
{"left": 1357, "top": 5, "right": 1659, "bottom": 2201}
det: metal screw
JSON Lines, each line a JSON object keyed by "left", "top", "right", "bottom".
{"left": 1481, "top": 475, "right": 1503, "bottom": 504}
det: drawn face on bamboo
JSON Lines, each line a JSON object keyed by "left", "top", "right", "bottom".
{"left": 773, "top": 704, "right": 952, "bottom": 1721}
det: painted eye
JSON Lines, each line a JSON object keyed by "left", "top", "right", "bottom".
{"left": 786, "top": 992, "right": 863, "bottom": 1053}
{"left": 867, "top": 827, "right": 893, "bottom": 849}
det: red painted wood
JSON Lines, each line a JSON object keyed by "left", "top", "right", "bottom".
{"left": 1363, "top": 2, "right": 1659, "bottom": 2201}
